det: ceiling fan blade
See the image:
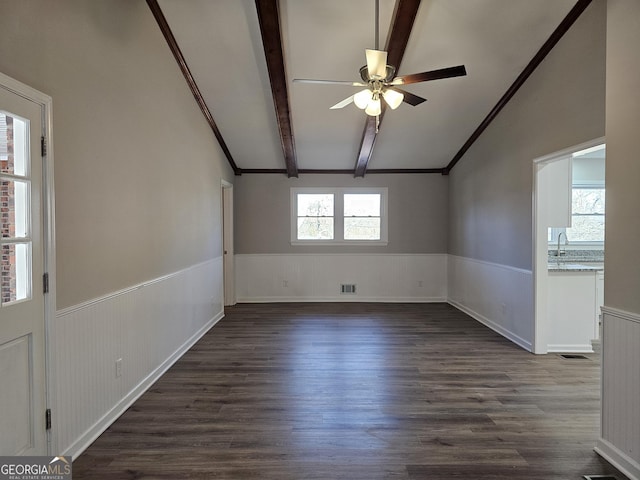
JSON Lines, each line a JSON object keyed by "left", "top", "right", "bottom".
{"left": 330, "top": 96, "right": 355, "bottom": 109}
{"left": 391, "top": 65, "right": 467, "bottom": 85}
{"left": 388, "top": 87, "right": 427, "bottom": 106}
{"left": 365, "top": 49, "right": 388, "bottom": 79}
{"left": 293, "top": 78, "right": 367, "bottom": 87}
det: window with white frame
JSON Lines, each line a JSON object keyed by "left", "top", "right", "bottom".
{"left": 291, "top": 187, "right": 388, "bottom": 244}
{"left": 549, "top": 186, "right": 605, "bottom": 244}
{"left": 296, "top": 192, "right": 334, "bottom": 240}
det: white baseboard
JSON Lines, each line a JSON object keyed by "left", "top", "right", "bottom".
{"left": 547, "top": 344, "right": 594, "bottom": 353}
{"left": 236, "top": 296, "right": 447, "bottom": 303}
{"left": 595, "top": 438, "right": 640, "bottom": 480}
{"left": 448, "top": 299, "right": 532, "bottom": 352}
{"left": 64, "top": 311, "right": 223, "bottom": 460}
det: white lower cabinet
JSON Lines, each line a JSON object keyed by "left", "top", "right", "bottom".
{"left": 547, "top": 270, "right": 602, "bottom": 352}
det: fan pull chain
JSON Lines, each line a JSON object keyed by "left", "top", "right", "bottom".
{"left": 376, "top": 115, "right": 380, "bottom": 133}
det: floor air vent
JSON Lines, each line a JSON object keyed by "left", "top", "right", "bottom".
{"left": 340, "top": 284, "right": 356, "bottom": 294}
{"left": 583, "top": 476, "right": 619, "bottom": 480}
{"left": 561, "top": 354, "right": 589, "bottom": 359}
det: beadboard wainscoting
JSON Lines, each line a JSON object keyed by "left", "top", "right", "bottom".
{"left": 447, "top": 255, "right": 534, "bottom": 352}
{"left": 235, "top": 254, "right": 447, "bottom": 303}
{"left": 51, "top": 258, "right": 224, "bottom": 459}
{"left": 596, "top": 306, "right": 640, "bottom": 480}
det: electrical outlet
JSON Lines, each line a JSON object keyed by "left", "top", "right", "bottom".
{"left": 417, "top": 280, "right": 423, "bottom": 287}
{"left": 283, "top": 280, "right": 288, "bottom": 287}
{"left": 115, "top": 358, "right": 122, "bottom": 378}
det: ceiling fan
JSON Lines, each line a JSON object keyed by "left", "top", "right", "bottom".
{"left": 293, "top": 0, "right": 467, "bottom": 117}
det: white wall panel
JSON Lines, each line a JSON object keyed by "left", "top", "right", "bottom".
{"left": 52, "top": 258, "right": 224, "bottom": 458}
{"left": 596, "top": 307, "right": 640, "bottom": 480}
{"left": 447, "top": 255, "right": 534, "bottom": 351}
{"left": 235, "top": 254, "right": 447, "bottom": 303}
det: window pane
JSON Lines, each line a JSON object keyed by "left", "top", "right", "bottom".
{"left": 1, "top": 242, "right": 31, "bottom": 304}
{"left": 567, "top": 216, "right": 605, "bottom": 242}
{"left": 0, "top": 112, "right": 27, "bottom": 177}
{"left": 572, "top": 188, "right": 605, "bottom": 215}
{"left": 298, "top": 217, "right": 333, "bottom": 240}
{"left": 1, "top": 179, "right": 29, "bottom": 239}
{"left": 345, "top": 218, "right": 380, "bottom": 240}
{"left": 297, "top": 194, "right": 333, "bottom": 217}
{"left": 344, "top": 194, "right": 380, "bottom": 217}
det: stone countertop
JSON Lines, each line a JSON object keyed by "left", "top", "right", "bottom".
{"left": 548, "top": 262, "right": 604, "bottom": 272}
{"left": 547, "top": 249, "right": 604, "bottom": 271}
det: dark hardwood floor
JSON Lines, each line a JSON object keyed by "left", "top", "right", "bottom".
{"left": 72, "top": 303, "right": 626, "bottom": 479}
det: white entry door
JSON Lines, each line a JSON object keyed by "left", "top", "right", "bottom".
{"left": 0, "top": 84, "right": 47, "bottom": 455}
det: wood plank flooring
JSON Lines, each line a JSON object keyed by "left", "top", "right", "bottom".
{"left": 72, "top": 303, "right": 626, "bottom": 479}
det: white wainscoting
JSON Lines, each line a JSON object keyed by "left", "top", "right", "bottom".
{"left": 235, "top": 254, "right": 447, "bottom": 303}
{"left": 51, "top": 258, "right": 224, "bottom": 459}
{"left": 596, "top": 306, "right": 640, "bottom": 480}
{"left": 447, "top": 255, "right": 534, "bottom": 352}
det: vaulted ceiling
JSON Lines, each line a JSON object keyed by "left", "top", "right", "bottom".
{"left": 150, "top": 0, "right": 589, "bottom": 177}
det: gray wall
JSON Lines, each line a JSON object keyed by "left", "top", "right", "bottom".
{"left": 448, "top": 0, "right": 606, "bottom": 270}
{"left": 234, "top": 173, "right": 448, "bottom": 254}
{"left": 605, "top": 0, "right": 640, "bottom": 313}
{"left": 0, "top": 0, "right": 234, "bottom": 309}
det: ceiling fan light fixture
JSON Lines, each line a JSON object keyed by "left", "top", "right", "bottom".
{"left": 354, "top": 89, "right": 371, "bottom": 109}
{"left": 365, "top": 97, "right": 382, "bottom": 116}
{"left": 382, "top": 89, "right": 404, "bottom": 109}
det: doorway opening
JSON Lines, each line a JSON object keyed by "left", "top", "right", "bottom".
{"left": 533, "top": 138, "right": 605, "bottom": 354}
{"left": 222, "top": 180, "right": 235, "bottom": 306}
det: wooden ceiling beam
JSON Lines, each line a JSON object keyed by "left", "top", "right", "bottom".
{"left": 255, "top": 0, "right": 299, "bottom": 178}
{"left": 354, "top": 0, "right": 422, "bottom": 177}
{"left": 146, "top": 0, "right": 241, "bottom": 175}
{"left": 443, "top": 0, "right": 593, "bottom": 175}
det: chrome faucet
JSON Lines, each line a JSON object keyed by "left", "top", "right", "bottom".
{"left": 557, "top": 231, "right": 568, "bottom": 257}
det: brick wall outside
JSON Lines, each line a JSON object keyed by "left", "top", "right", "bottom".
{"left": 1, "top": 113, "right": 17, "bottom": 304}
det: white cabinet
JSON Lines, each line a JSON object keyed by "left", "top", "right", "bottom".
{"left": 540, "top": 156, "right": 572, "bottom": 227}
{"left": 547, "top": 270, "right": 599, "bottom": 352}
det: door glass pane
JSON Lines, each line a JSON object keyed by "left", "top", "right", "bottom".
{"left": 1, "top": 108, "right": 31, "bottom": 306}
{"left": 1, "top": 179, "right": 29, "bottom": 238}
{"left": 0, "top": 112, "right": 27, "bottom": 176}
{"left": 1, "top": 242, "right": 31, "bottom": 304}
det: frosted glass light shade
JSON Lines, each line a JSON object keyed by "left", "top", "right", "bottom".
{"left": 365, "top": 98, "right": 382, "bottom": 116}
{"left": 354, "top": 89, "right": 371, "bottom": 109}
{"left": 382, "top": 89, "right": 404, "bottom": 109}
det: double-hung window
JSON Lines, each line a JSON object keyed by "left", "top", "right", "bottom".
{"left": 549, "top": 185, "right": 605, "bottom": 245}
{"left": 291, "top": 187, "right": 388, "bottom": 245}
{"left": 296, "top": 192, "right": 334, "bottom": 240}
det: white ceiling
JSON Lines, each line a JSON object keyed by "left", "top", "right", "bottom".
{"left": 158, "top": 0, "right": 577, "bottom": 172}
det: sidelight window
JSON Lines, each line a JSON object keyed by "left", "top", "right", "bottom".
{"left": 1, "top": 111, "right": 32, "bottom": 305}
